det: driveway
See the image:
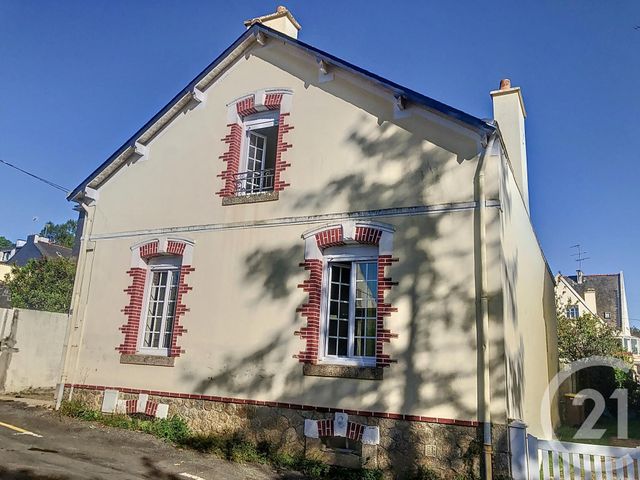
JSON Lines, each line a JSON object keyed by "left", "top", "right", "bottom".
{"left": 0, "top": 399, "right": 301, "bottom": 480}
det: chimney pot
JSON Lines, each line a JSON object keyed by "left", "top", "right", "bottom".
{"left": 499, "top": 79, "right": 512, "bottom": 90}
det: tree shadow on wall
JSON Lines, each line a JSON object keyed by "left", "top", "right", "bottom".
{"left": 184, "top": 114, "right": 517, "bottom": 477}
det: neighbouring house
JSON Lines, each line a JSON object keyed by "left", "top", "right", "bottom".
{"left": 556, "top": 270, "right": 639, "bottom": 366}
{"left": 58, "top": 7, "right": 558, "bottom": 478}
{"left": 1, "top": 235, "right": 72, "bottom": 267}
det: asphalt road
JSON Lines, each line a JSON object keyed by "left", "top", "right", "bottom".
{"left": 0, "top": 399, "right": 300, "bottom": 480}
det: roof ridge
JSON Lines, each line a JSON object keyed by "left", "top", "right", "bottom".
{"left": 68, "top": 23, "right": 495, "bottom": 201}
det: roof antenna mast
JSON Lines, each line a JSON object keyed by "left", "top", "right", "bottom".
{"left": 571, "top": 244, "right": 590, "bottom": 271}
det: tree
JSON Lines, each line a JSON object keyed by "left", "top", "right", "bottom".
{"left": 557, "top": 305, "right": 635, "bottom": 409}
{"left": 4, "top": 257, "right": 76, "bottom": 313}
{"left": 0, "top": 236, "right": 13, "bottom": 250}
{"left": 557, "top": 312, "right": 623, "bottom": 363}
{"left": 40, "top": 219, "right": 77, "bottom": 248}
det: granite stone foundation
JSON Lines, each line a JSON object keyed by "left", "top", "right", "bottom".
{"left": 65, "top": 387, "right": 511, "bottom": 479}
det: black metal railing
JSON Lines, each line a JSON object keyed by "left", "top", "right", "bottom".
{"left": 233, "top": 168, "right": 275, "bottom": 195}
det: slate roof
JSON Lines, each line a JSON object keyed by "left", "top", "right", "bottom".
{"left": 564, "top": 274, "right": 622, "bottom": 329}
{"left": 68, "top": 23, "right": 496, "bottom": 201}
{"left": 4, "top": 239, "right": 73, "bottom": 267}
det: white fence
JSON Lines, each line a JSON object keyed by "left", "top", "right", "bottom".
{"left": 511, "top": 422, "right": 640, "bottom": 479}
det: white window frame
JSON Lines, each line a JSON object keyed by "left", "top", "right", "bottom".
{"left": 238, "top": 111, "right": 279, "bottom": 195}
{"left": 566, "top": 305, "right": 580, "bottom": 319}
{"left": 318, "top": 252, "right": 378, "bottom": 367}
{"left": 138, "top": 256, "right": 181, "bottom": 356}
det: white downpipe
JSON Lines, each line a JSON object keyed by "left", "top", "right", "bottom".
{"left": 478, "top": 133, "right": 497, "bottom": 480}
{"left": 55, "top": 200, "right": 95, "bottom": 409}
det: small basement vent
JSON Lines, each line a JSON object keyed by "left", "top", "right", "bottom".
{"left": 424, "top": 444, "right": 437, "bottom": 457}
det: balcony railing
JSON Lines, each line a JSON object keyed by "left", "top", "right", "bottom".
{"left": 233, "top": 168, "right": 275, "bottom": 195}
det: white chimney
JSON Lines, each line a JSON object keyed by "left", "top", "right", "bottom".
{"left": 491, "top": 79, "right": 529, "bottom": 211}
{"left": 584, "top": 288, "right": 598, "bottom": 315}
{"left": 576, "top": 270, "right": 584, "bottom": 284}
{"left": 619, "top": 271, "right": 631, "bottom": 336}
{"left": 244, "top": 6, "right": 301, "bottom": 39}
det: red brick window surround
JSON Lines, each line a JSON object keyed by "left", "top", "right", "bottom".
{"left": 296, "top": 222, "right": 398, "bottom": 373}
{"left": 217, "top": 89, "right": 293, "bottom": 202}
{"left": 118, "top": 238, "right": 195, "bottom": 359}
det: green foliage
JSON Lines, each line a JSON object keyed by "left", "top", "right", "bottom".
{"left": 556, "top": 311, "right": 622, "bottom": 363}
{"left": 5, "top": 257, "right": 76, "bottom": 313}
{"left": 60, "top": 400, "right": 190, "bottom": 443}
{"left": 40, "top": 219, "right": 77, "bottom": 248}
{"left": 60, "top": 399, "right": 102, "bottom": 420}
{"left": 408, "top": 466, "right": 441, "bottom": 480}
{"left": 0, "top": 236, "right": 14, "bottom": 250}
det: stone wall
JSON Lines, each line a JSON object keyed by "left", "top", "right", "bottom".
{"left": 67, "top": 387, "right": 510, "bottom": 479}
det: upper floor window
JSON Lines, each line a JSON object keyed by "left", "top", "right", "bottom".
{"left": 566, "top": 305, "right": 579, "bottom": 319}
{"left": 323, "top": 255, "right": 378, "bottom": 366}
{"left": 141, "top": 256, "right": 181, "bottom": 355}
{"left": 236, "top": 112, "right": 278, "bottom": 195}
{"left": 604, "top": 312, "right": 611, "bottom": 320}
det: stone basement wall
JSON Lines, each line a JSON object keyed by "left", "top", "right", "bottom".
{"left": 66, "top": 387, "right": 510, "bottom": 479}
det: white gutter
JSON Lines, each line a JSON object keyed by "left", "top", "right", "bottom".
{"left": 477, "top": 132, "right": 497, "bottom": 480}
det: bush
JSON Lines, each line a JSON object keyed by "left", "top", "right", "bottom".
{"left": 409, "top": 466, "right": 441, "bottom": 480}
{"left": 59, "top": 399, "right": 101, "bottom": 421}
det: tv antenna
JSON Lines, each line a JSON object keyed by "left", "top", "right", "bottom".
{"left": 571, "top": 244, "right": 590, "bottom": 270}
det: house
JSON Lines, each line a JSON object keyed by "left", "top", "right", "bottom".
{"left": 1, "top": 235, "right": 72, "bottom": 267}
{"left": 58, "top": 7, "right": 558, "bottom": 478}
{"left": 556, "top": 270, "right": 639, "bottom": 364}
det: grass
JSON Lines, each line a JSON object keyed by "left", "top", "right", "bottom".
{"left": 59, "top": 399, "right": 383, "bottom": 479}
{"left": 556, "top": 415, "right": 640, "bottom": 447}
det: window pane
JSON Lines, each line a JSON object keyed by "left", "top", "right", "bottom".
{"left": 354, "top": 338, "right": 364, "bottom": 357}
{"left": 328, "top": 320, "right": 337, "bottom": 336}
{"left": 338, "top": 320, "right": 348, "bottom": 337}
{"left": 340, "top": 284, "right": 349, "bottom": 301}
{"left": 352, "top": 261, "right": 377, "bottom": 358}
{"left": 327, "top": 263, "right": 351, "bottom": 358}
{"left": 366, "top": 319, "right": 376, "bottom": 336}
{"left": 327, "top": 338, "right": 337, "bottom": 356}
{"left": 143, "top": 267, "right": 179, "bottom": 351}
{"left": 365, "top": 338, "right": 376, "bottom": 357}
{"left": 337, "top": 338, "right": 348, "bottom": 356}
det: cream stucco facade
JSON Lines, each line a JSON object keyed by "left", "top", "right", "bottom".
{"left": 59, "top": 16, "right": 558, "bottom": 477}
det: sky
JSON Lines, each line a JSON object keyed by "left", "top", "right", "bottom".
{"left": 1, "top": 1, "right": 639, "bottom": 320}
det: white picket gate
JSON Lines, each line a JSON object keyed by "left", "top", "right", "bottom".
{"left": 536, "top": 439, "right": 640, "bottom": 480}
{"left": 510, "top": 421, "right": 640, "bottom": 480}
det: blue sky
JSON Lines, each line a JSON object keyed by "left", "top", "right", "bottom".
{"left": 1, "top": 1, "right": 639, "bottom": 321}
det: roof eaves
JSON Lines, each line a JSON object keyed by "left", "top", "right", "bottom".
{"left": 67, "top": 26, "right": 259, "bottom": 201}
{"left": 68, "top": 24, "right": 495, "bottom": 201}
{"left": 264, "top": 26, "right": 495, "bottom": 135}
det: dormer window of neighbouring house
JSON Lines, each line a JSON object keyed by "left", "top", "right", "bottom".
{"left": 236, "top": 112, "right": 279, "bottom": 195}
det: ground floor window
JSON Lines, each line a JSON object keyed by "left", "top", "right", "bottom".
{"left": 141, "top": 257, "right": 180, "bottom": 354}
